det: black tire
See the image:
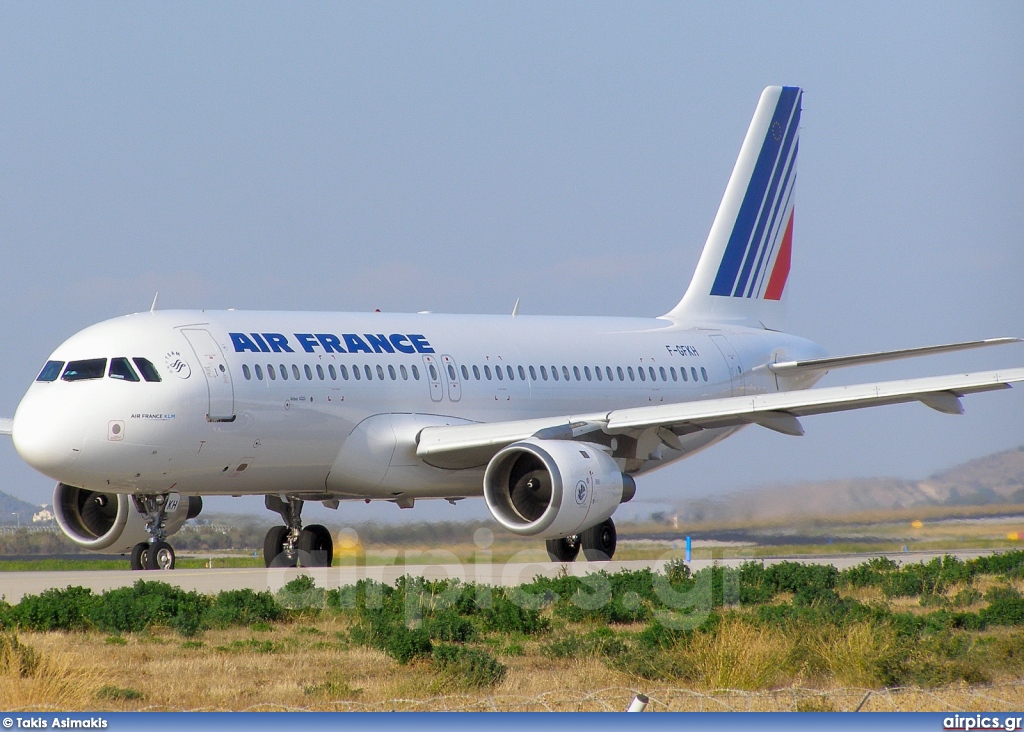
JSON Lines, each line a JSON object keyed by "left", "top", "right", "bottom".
{"left": 263, "top": 525, "right": 293, "bottom": 568}
{"left": 130, "top": 542, "right": 148, "bottom": 571}
{"left": 580, "top": 518, "right": 616, "bottom": 561}
{"left": 545, "top": 536, "right": 581, "bottom": 562}
{"left": 297, "top": 524, "right": 333, "bottom": 568}
{"left": 144, "top": 541, "right": 175, "bottom": 570}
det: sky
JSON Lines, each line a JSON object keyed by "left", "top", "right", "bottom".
{"left": 0, "top": 3, "right": 1021, "bottom": 524}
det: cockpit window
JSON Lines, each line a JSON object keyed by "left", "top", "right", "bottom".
{"left": 62, "top": 358, "right": 107, "bottom": 381}
{"left": 35, "top": 360, "right": 64, "bottom": 382}
{"left": 132, "top": 358, "right": 162, "bottom": 382}
{"left": 109, "top": 357, "right": 140, "bottom": 382}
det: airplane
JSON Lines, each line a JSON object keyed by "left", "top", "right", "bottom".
{"left": 2, "top": 85, "right": 1021, "bottom": 571}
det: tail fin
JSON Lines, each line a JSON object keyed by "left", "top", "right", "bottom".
{"left": 664, "top": 86, "right": 802, "bottom": 330}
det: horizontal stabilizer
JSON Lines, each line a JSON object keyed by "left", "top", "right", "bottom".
{"left": 764, "top": 337, "right": 1022, "bottom": 376}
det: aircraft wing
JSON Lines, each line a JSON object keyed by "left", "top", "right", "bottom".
{"left": 763, "top": 337, "right": 1020, "bottom": 377}
{"left": 0, "top": 418, "right": 12, "bottom": 436}
{"left": 416, "top": 367, "right": 1024, "bottom": 468}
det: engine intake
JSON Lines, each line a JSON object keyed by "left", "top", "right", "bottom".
{"left": 483, "top": 438, "right": 635, "bottom": 539}
{"left": 53, "top": 483, "right": 200, "bottom": 554}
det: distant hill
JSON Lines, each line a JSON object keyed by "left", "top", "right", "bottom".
{"left": 674, "top": 446, "right": 1024, "bottom": 524}
{"left": 0, "top": 491, "right": 43, "bottom": 525}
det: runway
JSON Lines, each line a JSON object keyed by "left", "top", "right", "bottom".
{"left": 0, "top": 549, "right": 999, "bottom": 603}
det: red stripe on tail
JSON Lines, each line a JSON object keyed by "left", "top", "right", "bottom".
{"left": 764, "top": 210, "right": 793, "bottom": 301}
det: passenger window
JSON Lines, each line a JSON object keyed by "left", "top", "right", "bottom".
{"left": 280, "top": 365, "right": 289, "bottom": 380}
{"left": 339, "top": 365, "right": 348, "bottom": 380}
{"left": 109, "top": 357, "right": 140, "bottom": 382}
{"left": 660, "top": 367, "right": 667, "bottom": 381}
{"left": 573, "top": 366, "right": 581, "bottom": 381}
{"left": 473, "top": 365, "right": 480, "bottom": 380}
{"left": 584, "top": 366, "right": 591, "bottom": 381}
{"left": 627, "top": 367, "right": 635, "bottom": 381}
{"left": 255, "top": 364, "right": 264, "bottom": 380}
{"left": 292, "top": 364, "right": 301, "bottom": 380}
{"left": 304, "top": 364, "right": 312, "bottom": 380}
{"left": 594, "top": 366, "right": 602, "bottom": 381}
{"left": 681, "top": 367, "right": 688, "bottom": 382}
{"left": 449, "top": 365, "right": 457, "bottom": 381}
{"left": 484, "top": 365, "right": 491, "bottom": 380}
{"left": 507, "top": 365, "right": 514, "bottom": 380}
{"left": 617, "top": 366, "right": 624, "bottom": 381}
{"left": 638, "top": 367, "right": 646, "bottom": 382}
{"left": 540, "top": 365, "right": 548, "bottom": 381}
{"left": 562, "top": 366, "right": 570, "bottom": 381}
{"left": 365, "top": 365, "right": 374, "bottom": 380}
{"left": 691, "top": 367, "right": 698, "bottom": 381}
{"left": 461, "top": 365, "right": 469, "bottom": 380}
{"left": 429, "top": 364, "right": 438, "bottom": 380}
{"left": 35, "top": 360, "right": 64, "bottom": 382}
{"left": 412, "top": 365, "right": 420, "bottom": 380}
{"left": 268, "top": 364, "right": 276, "bottom": 380}
{"left": 62, "top": 359, "right": 107, "bottom": 382}
{"left": 649, "top": 366, "right": 657, "bottom": 381}
{"left": 400, "top": 365, "right": 407, "bottom": 380}
{"left": 701, "top": 367, "right": 708, "bottom": 381}
{"left": 376, "top": 365, "right": 384, "bottom": 380}
{"left": 317, "top": 365, "right": 325, "bottom": 380}
{"left": 353, "top": 365, "right": 361, "bottom": 380}
{"left": 242, "top": 364, "right": 251, "bottom": 381}
{"left": 551, "top": 366, "right": 558, "bottom": 381}
{"left": 496, "top": 366, "right": 503, "bottom": 381}
{"left": 529, "top": 365, "right": 537, "bottom": 380}
{"left": 389, "top": 365, "right": 397, "bottom": 380}
{"left": 518, "top": 365, "right": 526, "bottom": 380}
{"left": 132, "top": 358, "right": 162, "bottom": 382}
{"left": 670, "top": 367, "right": 677, "bottom": 381}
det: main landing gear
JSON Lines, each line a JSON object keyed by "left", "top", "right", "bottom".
{"left": 129, "top": 494, "right": 179, "bottom": 570}
{"left": 263, "top": 496, "right": 334, "bottom": 568}
{"left": 545, "top": 518, "right": 617, "bottom": 562}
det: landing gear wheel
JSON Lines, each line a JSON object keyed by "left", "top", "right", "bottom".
{"left": 130, "top": 542, "right": 148, "bottom": 571}
{"left": 144, "top": 541, "right": 175, "bottom": 570}
{"left": 546, "top": 536, "right": 581, "bottom": 562}
{"left": 297, "top": 524, "right": 334, "bottom": 567}
{"left": 581, "top": 518, "right": 616, "bottom": 561}
{"left": 264, "top": 525, "right": 294, "bottom": 568}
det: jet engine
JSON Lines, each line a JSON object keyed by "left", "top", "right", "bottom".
{"left": 483, "top": 438, "right": 635, "bottom": 539}
{"left": 53, "top": 483, "right": 202, "bottom": 554}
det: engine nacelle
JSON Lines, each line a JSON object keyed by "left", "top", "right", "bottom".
{"left": 483, "top": 438, "right": 635, "bottom": 539}
{"left": 53, "top": 483, "right": 201, "bottom": 554}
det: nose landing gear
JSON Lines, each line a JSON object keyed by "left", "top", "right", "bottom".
{"left": 263, "top": 496, "right": 334, "bottom": 568}
{"left": 129, "top": 494, "right": 178, "bottom": 570}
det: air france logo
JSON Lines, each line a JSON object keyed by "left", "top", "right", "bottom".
{"left": 575, "top": 480, "right": 589, "bottom": 505}
{"left": 228, "top": 332, "right": 434, "bottom": 355}
{"left": 164, "top": 352, "right": 191, "bottom": 379}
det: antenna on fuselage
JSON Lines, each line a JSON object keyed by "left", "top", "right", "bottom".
{"left": 150, "top": 292, "right": 159, "bottom": 313}
{"left": 511, "top": 298, "right": 520, "bottom": 318}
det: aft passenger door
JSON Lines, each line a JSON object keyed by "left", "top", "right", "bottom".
{"left": 709, "top": 334, "right": 744, "bottom": 396}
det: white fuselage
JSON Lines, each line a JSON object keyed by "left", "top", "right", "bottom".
{"left": 12, "top": 309, "right": 826, "bottom": 503}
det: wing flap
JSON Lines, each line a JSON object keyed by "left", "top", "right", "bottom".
{"left": 764, "top": 337, "right": 1021, "bottom": 377}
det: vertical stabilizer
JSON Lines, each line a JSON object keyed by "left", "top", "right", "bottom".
{"left": 664, "top": 86, "right": 802, "bottom": 330}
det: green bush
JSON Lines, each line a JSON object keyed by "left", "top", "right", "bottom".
{"left": 980, "top": 587, "right": 1024, "bottom": 627}
{"left": 11, "top": 586, "right": 95, "bottom": 632}
{"left": 422, "top": 608, "right": 476, "bottom": 643}
{"left": 478, "top": 589, "right": 549, "bottom": 635}
{"left": 96, "top": 685, "right": 144, "bottom": 701}
{"left": 205, "top": 589, "right": 281, "bottom": 627}
{"left": 277, "top": 574, "right": 329, "bottom": 611}
{"left": 86, "top": 581, "right": 210, "bottom": 637}
{"left": 432, "top": 643, "right": 506, "bottom": 688}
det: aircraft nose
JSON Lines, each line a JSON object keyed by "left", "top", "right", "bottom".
{"left": 12, "top": 387, "right": 85, "bottom": 480}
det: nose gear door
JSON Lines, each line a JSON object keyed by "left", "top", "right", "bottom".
{"left": 181, "top": 329, "right": 236, "bottom": 421}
